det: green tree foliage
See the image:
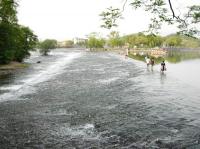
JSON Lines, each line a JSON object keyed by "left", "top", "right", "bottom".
{"left": 0, "top": 0, "right": 38, "bottom": 64}
{"left": 134, "top": 33, "right": 148, "bottom": 47}
{"left": 164, "top": 34, "right": 200, "bottom": 48}
{"left": 0, "top": 0, "right": 18, "bottom": 23}
{"left": 108, "top": 31, "right": 124, "bottom": 47}
{"left": 122, "top": 33, "right": 163, "bottom": 48}
{"left": 146, "top": 34, "right": 163, "bottom": 48}
{"left": 100, "top": 0, "right": 200, "bottom": 37}
{"left": 13, "top": 26, "right": 38, "bottom": 62}
{"left": 100, "top": 7, "right": 122, "bottom": 29}
{"left": 39, "top": 39, "right": 57, "bottom": 55}
{"left": 164, "top": 35, "right": 182, "bottom": 47}
{"left": 123, "top": 34, "right": 137, "bottom": 47}
{"left": 86, "top": 34, "right": 105, "bottom": 49}
{"left": 108, "top": 32, "right": 199, "bottom": 49}
{"left": 181, "top": 36, "right": 200, "bottom": 48}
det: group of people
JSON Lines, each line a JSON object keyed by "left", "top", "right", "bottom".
{"left": 145, "top": 56, "right": 155, "bottom": 70}
{"left": 145, "top": 56, "right": 166, "bottom": 73}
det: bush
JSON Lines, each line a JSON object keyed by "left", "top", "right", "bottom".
{"left": 39, "top": 39, "right": 57, "bottom": 55}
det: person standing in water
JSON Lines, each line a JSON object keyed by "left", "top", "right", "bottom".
{"left": 150, "top": 58, "right": 155, "bottom": 71}
{"left": 161, "top": 60, "right": 166, "bottom": 73}
{"left": 145, "top": 56, "right": 150, "bottom": 67}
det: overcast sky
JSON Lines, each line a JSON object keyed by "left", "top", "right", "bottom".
{"left": 17, "top": 0, "right": 199, "bottom": 41}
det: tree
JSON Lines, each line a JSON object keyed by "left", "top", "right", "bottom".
{"left": 87, "top": 37, "right": 105, "bottom": 49}
{"left": 165, "top": 35, "right": 182, "bottom": 47}
{"left": 0, "top": 0, "right": 38, "bottom": 64}
{"left": 134, "top": 33, "right": 148, "bottom": 47}
{"left": 86, "top": 33, "right": 105, "bottom": 49}
{"left": 0, "top": 23, "right": 38, "bottom": 63}
{"left": 100, "top": 0, "right": 200, "bottom": 37}
{"left": 180, "top": 36, "right": 200, "bottom": 48}
{"left": 0, "top": 0, "right": 18, "bottom": 24}
{"left": 39, "top": 39, "right": 57, "bottom": 55}
{"left": 0, "top": 0, "right": 18, "bottom": 63}
{"left": 123, "top": 34, "right": 137, "bottom": 48}
{"left": 146, "top": 34, "right": 163, "bottom": 48}
{"left": 13, "top": 26, "right": 38, "bottom": 62}
{"left": 107, "top": 31, "right": 124, "bottom": 48}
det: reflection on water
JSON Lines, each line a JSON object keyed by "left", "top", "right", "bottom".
{"left": 129, "top": 49, "right": 200, "bottom": 64}
{"left": 166, "top": 49, "right": 200, "bottom": 63}
{"left": 160, "top": 73, "right": 167, "bottom": 84}
{"left": 167, "top": 59, "right": 200, "bottom": 90}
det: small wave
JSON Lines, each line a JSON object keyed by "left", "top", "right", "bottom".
{"left": 98, "top": 77, "right": 119, "bottom": 84}
{"left": 52, "top": 123, "right": 98, "bottom": 139}
{"left": 0, "top": 85, "right": 22, "bottom": 91}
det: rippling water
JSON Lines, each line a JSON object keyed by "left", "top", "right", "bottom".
{"left": 0, "top": 49, "right": 200, "bottom": 148}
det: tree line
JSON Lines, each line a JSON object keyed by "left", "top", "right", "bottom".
{"left": 86, "top": 31, "right": 200, "bottom": 49}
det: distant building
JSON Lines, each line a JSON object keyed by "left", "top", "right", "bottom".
{"left": 73, "top": 37, "right": 87, "bottom": 45}
{"left": 57, "top": 41, "right": 66, "bottom": 47}
{"left": 57, "top": 40, "right": 74, "bottom": 48}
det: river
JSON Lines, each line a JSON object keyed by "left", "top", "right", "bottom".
{"left": 0, "top": 48, "right": 200, "bottom": 148}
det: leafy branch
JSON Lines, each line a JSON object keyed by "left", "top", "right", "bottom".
{"left": 100, "top": 0, "right": 200, "bottom": 37}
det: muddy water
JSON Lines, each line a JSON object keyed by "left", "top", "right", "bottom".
{"left": 0, "top": 49, "right": 200, "bottom": 148}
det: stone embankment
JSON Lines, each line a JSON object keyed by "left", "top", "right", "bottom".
{"left": 112, "top": 48, "right": 167, "bottom": 58}
{"left": 129, "top": 48, "right": 167, "bottom": 57}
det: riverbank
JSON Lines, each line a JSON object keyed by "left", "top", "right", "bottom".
{"left": 88, "top": 48, "right": 165, "bottom": 64}
{"left": 0, "top": 62, "right": 28, "bottom": 76}
{"left": 128, "top": 53, "right": 165, "bottom": 64}
{"left": 89, "top": 47, "right": 200, "bottom": 64}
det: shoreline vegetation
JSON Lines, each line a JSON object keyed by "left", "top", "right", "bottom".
{"left": 0, "top": 62, "right": 28, "bottom": 76}
{"left": 1, "top": 46, "right": 200, "bottom": 76}
{"left": 89, "top": 47, "right": 200, "bottom": 64}
{"left": 85, "top": 32, "right": 200, "bottom": 64}
{"left": 89, "top": 48, "right": 166, "bottom": 64}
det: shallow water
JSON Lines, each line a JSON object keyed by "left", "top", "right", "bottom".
{"left": 0, "top": 49, "right": 200, "bottom": 148}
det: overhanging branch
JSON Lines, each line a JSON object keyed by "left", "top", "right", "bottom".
{"left": 168, "top": 0, "right": 176, "bottom": 18}
{"left": 168, "top": 0, "right": 188, "bottom": 28}
{"left": 122, "top": 0, "right": 128, "bottom": 12}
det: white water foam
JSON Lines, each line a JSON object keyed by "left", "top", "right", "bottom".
{"left": 53, "top": 123, "right": 98, "bottom": 139}
{"left": 99, "top": 77, "right": 120, "bottom": 84}
{"left": 0, "top": 52, "right": 83, "bottom": 101}
{"left": 0, "top": 85, "right": 22, "bottom": 91}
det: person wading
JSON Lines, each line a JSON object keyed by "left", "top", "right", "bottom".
{"left": 150, "top": 58, "right": 155, "bottom": 71}
{"left": 145, "top": 56, "right": 150, "bottom": 67}
{"left": 161, "top": 60, "right": 166, "bottom": 73}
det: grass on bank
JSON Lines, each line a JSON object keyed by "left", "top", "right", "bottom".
{"left": 0, "top": 62, "right": 29, "bottom": 70}
{"left": 128, "top": 53, "right": 164, "bottom": 64}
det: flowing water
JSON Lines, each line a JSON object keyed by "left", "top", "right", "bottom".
{"left": 0, "top": 48, "right": 200, "bottom": 148}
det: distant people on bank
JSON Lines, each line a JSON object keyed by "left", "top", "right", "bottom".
{"left": 161, "top": 60, "right": 166, "bottom": 73}
{"left": 145, "top": 56, "right": 150, "bottom": 67}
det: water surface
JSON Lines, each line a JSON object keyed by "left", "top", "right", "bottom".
{"left": 0, "top": 49, "right": 200, "bottom": 148}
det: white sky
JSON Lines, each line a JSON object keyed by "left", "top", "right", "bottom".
{"left": 17, "top": 0, "right": 199, "bottom": 41}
